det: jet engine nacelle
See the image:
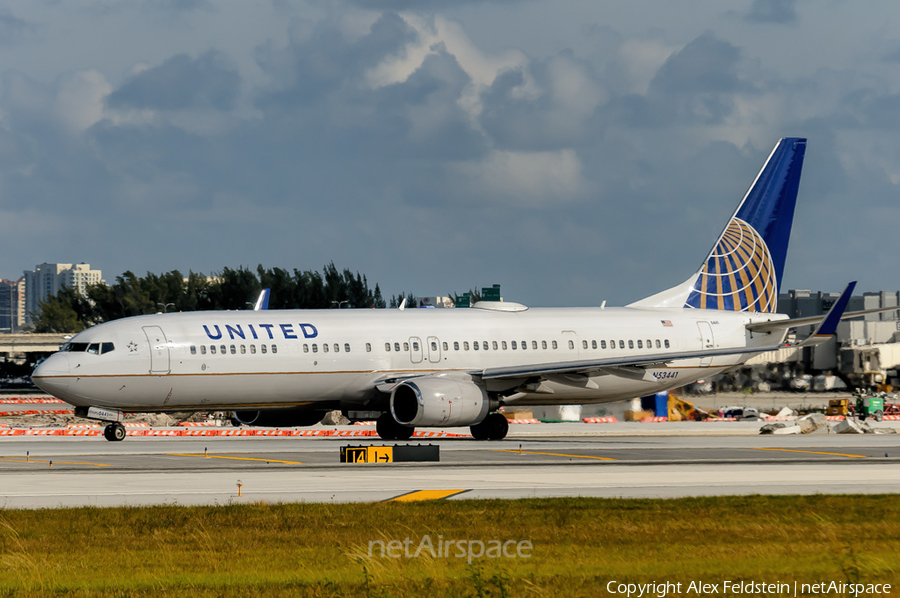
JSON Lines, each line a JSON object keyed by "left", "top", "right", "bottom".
{"left": 231, "top": 409, "right": 324, "bottom": 427}
{"left": 390, "top": 378, "right": 490, "bottom": 427}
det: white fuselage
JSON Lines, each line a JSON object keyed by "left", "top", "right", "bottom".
{"left": 32, "top": 304, "right": 786, "bottom": 413}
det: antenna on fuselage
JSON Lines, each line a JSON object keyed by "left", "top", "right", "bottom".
{"left": 600, "top": 300, "right": 606, "bottom": 310}
{"left": 399, "top": 298, "right": 407, "bottom": 311}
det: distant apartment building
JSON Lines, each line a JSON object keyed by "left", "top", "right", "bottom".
{"left": 0, "top": 278, "right": 25, "bottom": 332}
{"left": 23, "top": 263, "right": 103, "bottom": 324}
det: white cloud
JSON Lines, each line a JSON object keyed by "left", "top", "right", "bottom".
{"left": 54, "top": 69, "right": 112, "bottom": 132}
{"left": 454, "top": 149, "right": 587, "bottom": 207}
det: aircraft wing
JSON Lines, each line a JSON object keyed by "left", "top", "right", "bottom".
{"left": 479, "top": 342, "right": 784, "bottom": 381}
{"left": 746, "top": 282, "right": 899, "bottom": 334}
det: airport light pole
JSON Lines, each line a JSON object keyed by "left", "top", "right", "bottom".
{"left": 331, "top": 300, "right": 349, "bottom": 309}
{"left": 157, "top": 302, "right": 175, "bottom": 313}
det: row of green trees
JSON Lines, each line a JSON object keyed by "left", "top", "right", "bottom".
{"left": 32, "top": 264, "right": 397, "bottom": 333}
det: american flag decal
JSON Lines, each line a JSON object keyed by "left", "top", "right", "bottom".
{"left": 661, "top": 320, "right": 673, "bottom": 327}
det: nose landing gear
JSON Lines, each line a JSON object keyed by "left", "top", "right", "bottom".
{"left": 103, "top": 423, "right": 127, "bottom": 442}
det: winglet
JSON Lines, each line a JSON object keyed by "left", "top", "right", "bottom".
{"left": 253, "top": 289, "right": 270, "bottom": 311}
{"left": 800, "top": 281, "right": 856, "bottom": 346}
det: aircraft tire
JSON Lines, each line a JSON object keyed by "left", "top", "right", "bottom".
{"left": 104, "top": 423, "right": 127, "bottom": 442}
{"left": 470, "top": 412, "right": 509, "bottom": 441}
{"left": 376, "top": 413, "right": 414, "bottom": 441}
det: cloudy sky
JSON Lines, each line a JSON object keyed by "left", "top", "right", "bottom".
{"left": 2, "top": 0, "right": 900, "bottom": 306}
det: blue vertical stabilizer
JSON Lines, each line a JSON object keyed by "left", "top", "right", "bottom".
{"left": 630, "top": 137, "right": 806, "bottom": 313}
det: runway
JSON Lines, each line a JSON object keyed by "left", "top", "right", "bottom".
{"left": 2, "top": 426, "right": 899, "bottom": 508}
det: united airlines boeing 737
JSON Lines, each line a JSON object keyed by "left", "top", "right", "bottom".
{"left": 32, "top": 138, "right": 883, "bottom": 441}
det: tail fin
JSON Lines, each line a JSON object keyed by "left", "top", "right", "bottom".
{"left": 630, "top": 137, "right": 806, "bottom": 313}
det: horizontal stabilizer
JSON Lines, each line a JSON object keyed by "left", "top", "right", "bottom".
{"left": 746, "top": 296, "right": 900, "bottom": 336}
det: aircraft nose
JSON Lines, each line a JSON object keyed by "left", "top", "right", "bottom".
{"left": 31, "top": 353, "right": 71, "bottom": 395}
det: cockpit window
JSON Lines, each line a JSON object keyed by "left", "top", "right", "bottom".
{"left": 87, "top": 343, "right": 100, "bottom": 355}
{"left": 101, "top": 342, "right": 115, "bottom": 354}
{"left": 64, "top": 342, "right": 89, "bottom": 352}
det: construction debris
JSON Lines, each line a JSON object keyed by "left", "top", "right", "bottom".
{"left": 832, "top": 418, "right": 869, "bottom": 434}
{"left": 759, "top": 412, "right": 826, "bottom": 435}
{"left": 797, "top": 412, "right": 827, "bottom": 434}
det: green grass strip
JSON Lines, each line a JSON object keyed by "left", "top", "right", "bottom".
{"left": 1, "top": 495, "right": 898, "bottom": 596}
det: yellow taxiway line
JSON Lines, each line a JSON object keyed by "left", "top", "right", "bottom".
{"left": 493, "top": 449, "right": 616, "bottom": 461}
{"left": 749, "top": 448, "right": 867, "bottom": 459}
{"left": 0, "top": 457, "right": 112, "bottom": 467}
{"left": 165, "top": 453, "right": 305, "bottom": 464}
{"left": 389, "top": 489, "right": 470, "bottom": 502}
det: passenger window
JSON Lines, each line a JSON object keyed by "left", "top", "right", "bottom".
{"left": 531, "top": 341, "right": 537, "bottom": 350}
{"left": 592, "top": 340, "right": 597, "bottom": 349}
{"left": 601, "top": 340, "right": 607, "bottom": 349}
{"left": 310, "top": 344, "right": 316, "bottom": 353}
{"left": 87, "top": 343, "right": 100, "bottom": 355}
{"left": 334, "top": 344, "right": 339, "bottom": 353}
{"left": 483, "top": 341, "right": 488, "bottom": 351}
{"left": 656, "top": 340, "right": 661, "bottom": 348}
{"left": 366, "top": 343, "right": 372, "bottom": 352}
{"left": 262, "top": 344, "right": 268, "bottom": 354}
{"left": 210, "top": 345, "right": 217, "bottom": 355}
{"left": 323, "top": 344, "right": 329, "bottom": 353}
{"left": 582, "top": 340, "right": 588, "bottom": 350}
{"left": 665, "top": 339, "right": 670, "bottom": 349}
{"left": 619, "top": 340, "right": 625, "bottom": 349}
{"left": 241, "top": 345, "right": 247, "bottom": 354}
{"left": 511, "top": 341, "right": 517, "bottom": 350}
{"left": 442, "top": 342, "right": 448, "bottom": 351}
{"left": 403, "top": 342, "right": 409, "bottom": 351}
{"left": 522, "top": 341, "right": 527, "bottom": 350}
{"left": 502, "top": 341, "right": 508, "bottom": 350}
{"left": 492, "top": 341, "right": 498, "bottom": 350}
{"left": 220, "top": 345, "right": 226, "bottom": 354}
{"left": 568, "top": 340, "right": 574, "bottom": 350}
{"left": 552, "top": 340, "right": 557, "bottom": 350}
{"left": 101, "top": 342, "right": 115, "bottom": 354}
{"left": 385, "top": 343, "right": 391, "bottom": 352}
{"left": 464, "top": 342, "right": 470, "bottom": 351}
{"left": 304, "top": 344, "right": 309, "bottom": 353}
{"left": 473, "top": 341, "right": 479, "bottom": 351}
{"left": 345, "top": 343, "right": 351, "bottom": 353}
{"left": 230, "top": 345, "right": 236, "bottom": 355}
{"left": 251, "top": 345, "right": 257, "bottom": 354}
{"left": 200, "top": 345, "right": 207, "bottom": 355}
{"left": 637, "top": 340, "right": 643, "bottom": 349}
{"left": 272, "top": 345, "right": 277, "bottom": 354}
{"left": 454, "top": 342, "right": 460, "bottom": 351}
{"left": 628, "top": 340, "right": 634, "bottom": 349}
{"left": 394, "top": 343, "right": 400, "bottom": 352}
{"left": 646, "top": 339, "right": 652, "bottom": 349}
{"left": 542, "top": 340, "right": 547, "bottom": 350}
{"left": 190, "top": 345, "right": 197, "bottom": 355}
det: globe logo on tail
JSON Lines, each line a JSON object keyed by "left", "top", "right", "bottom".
{"left": 684, "top": 218, "right": 777, "bottom": 313}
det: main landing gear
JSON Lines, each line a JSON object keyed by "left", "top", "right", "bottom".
{"left": 376, "top": 413, "right": 414, "bottom": 441}
{"left": 103, "top": 422, "right": 126, "bottom": 442}
{"left": 470, "top": 412, "right": 509, "bottom": 440}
